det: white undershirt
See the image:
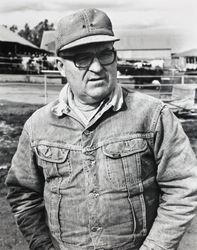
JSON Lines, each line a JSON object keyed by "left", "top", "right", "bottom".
{"left": 68, "top": 90, "right": 104, "bottom": 126}
{"left": 56, "top": 83, "right": 124, "bottom": 126}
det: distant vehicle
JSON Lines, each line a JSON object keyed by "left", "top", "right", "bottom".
{"left": 117, "top": 61, "right": 163, "bottom": 89}
{"left": 185, "top": 70, "right": 197, "bottom": 75}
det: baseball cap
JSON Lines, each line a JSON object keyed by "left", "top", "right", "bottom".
{"left": 55, "top": 8, "right": 119, "bottom": 55}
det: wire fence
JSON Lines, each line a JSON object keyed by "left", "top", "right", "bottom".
{"left": 40, "top": 71, "right": 197, "bottom": 104}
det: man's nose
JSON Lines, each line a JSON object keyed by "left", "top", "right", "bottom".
{"left": 88, "top": 57, "right": 103, "bottom": 72}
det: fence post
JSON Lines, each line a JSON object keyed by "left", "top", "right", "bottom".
{"left": 181, "top": 75, "right": 184, "bottom": 85}
{"left": 44, "top": 74, "right": 47, "bottom": 104}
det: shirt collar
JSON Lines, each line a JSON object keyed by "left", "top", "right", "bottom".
{"left": 51, "top": 83, "right": 124, "bottom": 117}
{"left": 107, "top": 83, "right": 124, "bottom": 111}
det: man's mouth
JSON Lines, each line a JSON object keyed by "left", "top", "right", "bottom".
{"left": 89, "top": 77, "right": 104, "bottom": 82}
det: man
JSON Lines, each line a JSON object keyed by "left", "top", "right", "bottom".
{"left": 6, "top": 8, "right": 197, "bottom": 250}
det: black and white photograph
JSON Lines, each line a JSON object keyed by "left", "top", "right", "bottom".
{"left": 0, "top": 1, "right": 197, "bottom": 249}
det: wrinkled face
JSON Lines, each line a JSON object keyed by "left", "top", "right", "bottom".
{"left": 57, "top": 42, "right": 117, "bottom": 104}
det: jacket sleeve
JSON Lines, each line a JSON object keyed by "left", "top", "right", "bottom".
{"left": 140, "top": 105, "right": 197, "bottom": 250}
{"left": 5, "top": 120, "right": 55, "bottom": 250}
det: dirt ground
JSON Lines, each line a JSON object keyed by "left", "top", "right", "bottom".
{"left": 0, "top": 99, "right": 197, "bottom": 250}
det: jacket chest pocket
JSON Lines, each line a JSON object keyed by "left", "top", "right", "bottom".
{"left": 34, "top": 145, "right": 71, "bottom": 181}
{"left": 102, "top": 138, "right": 147, "bottom": 190}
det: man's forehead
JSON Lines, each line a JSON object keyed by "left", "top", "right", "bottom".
{"left": 60, "top": 42, "right": 113, "bottom": 56}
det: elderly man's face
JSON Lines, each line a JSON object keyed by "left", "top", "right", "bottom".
{"left": 58, "top": 42, "right": 117, "bottom": 105}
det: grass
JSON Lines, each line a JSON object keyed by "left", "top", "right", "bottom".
{"left": 0, "top": 100, "right": 42, "bottom": 250}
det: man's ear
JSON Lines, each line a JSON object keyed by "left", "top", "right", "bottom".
{"left": 56, "top": 58, "right": 66, "bottom": 77}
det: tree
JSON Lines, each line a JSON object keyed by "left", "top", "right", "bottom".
{"left": 17, "top": 20, "right": 54, "bottom": 47}
{"left": 9, "top": 25, "right": 18, "bottom": 33}
{"left": 18, "top": 23, "right": 32, "bottom": 42}
{"left": 31, "top": 19, "right": 54, "bottom": 47}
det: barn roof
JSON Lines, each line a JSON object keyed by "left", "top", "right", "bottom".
{"left": 175, "top": 49, "right": 197, "bottom": 57}
{"left": 0, "top": 25, "right": 39, "bottom": 49}
{"left": 40, "top": 30, "right": 55, "bottom": 52}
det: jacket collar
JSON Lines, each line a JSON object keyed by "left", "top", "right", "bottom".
{"left": 51, "top": 83, "right": 124, "bottom": 117}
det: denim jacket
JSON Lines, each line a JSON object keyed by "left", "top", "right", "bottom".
{"left": 6, "top": 88, "right": 197, "bottom": 250}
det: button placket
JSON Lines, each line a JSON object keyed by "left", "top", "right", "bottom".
{"left": 91, "top": 189, "right": 99, "bottom": 197}
{"left": 82, "top": 130, "right": 104, "bottom": 244}
{"left": 83, "top": 150, "right": 102, "bottom": 241}
{"left": 91, "top": 226, "right": 102, "bottom": 232}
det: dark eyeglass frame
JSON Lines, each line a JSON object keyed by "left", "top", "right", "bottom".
{"left": 59, "top": 48, "right": 117, "bottom": 68}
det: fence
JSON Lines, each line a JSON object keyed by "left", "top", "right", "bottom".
{"left": 42, "top": 70, "right": 66, "bottom": 103}
{"left": 42, "top": 71, "right": 197, "bottom": 104}
{"left": 117, "top": 75, "right": 197, "bottom": 99}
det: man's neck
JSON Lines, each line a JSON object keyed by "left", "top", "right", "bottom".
{"left": 73, "top": 96, "right": 101, "bottom": 112}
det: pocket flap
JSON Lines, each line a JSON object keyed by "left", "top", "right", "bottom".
{"left": 35, "top": 145, "right": 69, "bottom": 163}
{"left": 103, "top": 138, "right": 147, "bottom": 158}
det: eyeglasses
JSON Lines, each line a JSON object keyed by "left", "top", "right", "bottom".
{"left": 60, "top": 48, "right": 116, "bottom": 68}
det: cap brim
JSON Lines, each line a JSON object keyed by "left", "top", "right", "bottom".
{"left": 59, "top": 35, "right": 120, "bottom": 52}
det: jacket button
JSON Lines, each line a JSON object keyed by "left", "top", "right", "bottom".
{"left": 91, "top": 227, "right": 97, "bottom": 232}
{"left": 91, "top": 226, "right": 102, "bottom": 232}
{"left": 84, "top": 130, "right": 90, "bottom": 135}
{"left": 89, "top": 190, "right": 99, "bottom": 198}
{"left": 93, "top": 190, "right": 99, "bottom": 197}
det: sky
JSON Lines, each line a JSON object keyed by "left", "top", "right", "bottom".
{"left": 0, "top": 0, "right": 197, "bottom": 52}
